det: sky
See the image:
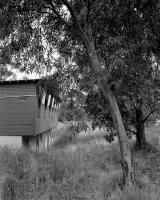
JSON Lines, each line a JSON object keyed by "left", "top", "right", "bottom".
{"left": 12, "top": 69, "right": 40, "bottom": 80}
{"left": 7, "top": 51, "right": 59, "bottom": 80}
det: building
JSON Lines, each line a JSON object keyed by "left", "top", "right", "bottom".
{"left": 0, "top": 79, "right": 61, "bottom": 151}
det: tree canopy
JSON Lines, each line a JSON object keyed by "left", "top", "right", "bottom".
{"left": 0, "top": 66, "right": 13, "bottom": 80}
{"left": 1, "top": 1, "right": 160, "bottom": 71}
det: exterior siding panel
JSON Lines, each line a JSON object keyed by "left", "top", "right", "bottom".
{"left": 0, "top": 84, "right": 36, "bottom": 97}
{"left": 35, "top": 104, "right": 59, "bottom": 135}
{"left": 0, "top": 83, "right": 36, "bottom": 136}
{"left": 0, "top": 124, "right": 34, "bottom": 136}
{"left": 0, "top": 80, "right": 59, "bottom": 138}
{"left": 35, "top": 118, "right": 51, "bottom": 135}
{"left": 0, "top": 97, "right": 35, "bottom": 124}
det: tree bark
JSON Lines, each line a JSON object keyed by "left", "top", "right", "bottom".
{"left": 136, "top": 122, "right": 146, "bottom": 148}
{"left": 84, "top": 25, "right": 134, "bottom": 185}
{"left": 135, "top": 104, "right": 147, "bottom": 149}
{"left": 101, "top": 81, "right": 134, "bottom": 185}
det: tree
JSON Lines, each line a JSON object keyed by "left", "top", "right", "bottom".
{"left": 119, "top": 54, "right": 160, "bottom": 149}
{"left": 1, "top": 0, "right": 160, "bottom": 185}
{"left": 85, "top": 89, "right": 113, "bottom": 128}
{"left": 85, "top": 54, "right": 160, "bottom": 149}
{"left": 58, "top": 88, "right": 86, "bottom": 122}
{"left": 0, "top": 66, "right": 13, "bottom": 80}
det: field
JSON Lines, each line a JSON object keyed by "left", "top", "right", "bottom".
{"left": 0, "top": 126, "right": 160, "bottom": 199}
{"left": 0, "top": 136, "right": 21, "bottom": 148}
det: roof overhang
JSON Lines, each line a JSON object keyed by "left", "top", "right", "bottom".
{"left": 0, "top": 79, "right": 40, "bottom": 85}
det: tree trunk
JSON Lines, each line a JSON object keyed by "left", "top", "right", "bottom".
{"left": 101, "top": 81, "right": 134, "bottom": 185}
{"left": 83, "top": 24, "right": 134, "bottom": 185}
{"left": 136, "top": 122, "right": 146, "bottom": 148}
{"left": 135, "top": 104, "right": 147, "bottom": 149}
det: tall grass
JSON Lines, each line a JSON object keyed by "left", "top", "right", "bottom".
{"left": 0, "top": 126, "right": 160, "bottom": 199}
{"left": 110, "top": 185, "right": 160, "bottom": 200}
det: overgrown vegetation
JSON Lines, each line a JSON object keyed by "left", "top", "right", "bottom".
{"left": 0, "top": 126, "right": 160, "bottom": 199}
{"left": 66, "top": 121, "right": 89, "bottom": 139}
{"left": 2, "top": 0, "right": 160, "bottom": 184}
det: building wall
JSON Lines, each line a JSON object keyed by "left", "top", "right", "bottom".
{"left": 38, "top": 133, "right": 45, "bottom": 151}
{"left": 0, "top": 83, "right": 36, "bottom": 97}
{"left": 0, "top": 83, "right": 36, "bottom": 136}
{"left": 0, "top": 81, "right": 60, "bottom": 151}
{"left": 22, "top": 129, "right": 53, "bottom": 151}
{"left": 35, "top": 92, "right": 59, "bottom": 135}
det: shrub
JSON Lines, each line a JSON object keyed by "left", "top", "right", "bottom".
{"left": 66, "top": 121, "right": 89, "bottom": 139}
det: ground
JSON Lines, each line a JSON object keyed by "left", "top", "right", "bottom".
{"left": 0, "top": 125, "right": 160, "bottom": 199}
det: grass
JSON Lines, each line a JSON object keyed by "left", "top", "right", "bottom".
{"left": 0, "top": 126, "right": 160, "bottom": 199}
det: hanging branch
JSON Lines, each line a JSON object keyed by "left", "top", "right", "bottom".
{"left": 126, "top": 128, "right": 137, "bottom": 135}
{"left": 142, "top": 108, "right": 157, "bottom": 123}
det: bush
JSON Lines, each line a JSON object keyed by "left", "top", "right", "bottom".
{"left": 66, "top": 121, "right": 89, "bottom": 139}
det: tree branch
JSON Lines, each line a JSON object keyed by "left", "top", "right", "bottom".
{"left": 126, "top": 128, "right": 137, "bottom": 135}
{"left": 86, "top": 0, "right": 91, "bottom": 23}
{"left": 60, "top": 0, "right": 89, "bottom": 44}
{"left": 91, "top": 1, "right": 109, "bottom": 21}
{"left": 47, "top": 0, "right": 70, "bottom": 27}
{"left": 142, "top": 109, "right": 157, "bottom": 123}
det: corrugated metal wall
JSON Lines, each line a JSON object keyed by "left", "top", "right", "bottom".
{"left": 0, "top": 84, "right": 36, "bottom": 97}
{"left": 0, "top": 82, "right": 60, "bottom": 137}
{"left": 0, "top": 84, "right": 36, "bottom": 136}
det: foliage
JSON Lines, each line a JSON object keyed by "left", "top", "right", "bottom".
{"left": 0, "top": 66, "right": 13, "bottom": 80}
{"left": 36, "top": 74, "right": 62, "bottom": 110}
{"left": 58, "top": 101, "right": 84, "bottom": 122}
{"left": 1, "top": 0, "right": 160, "bottom": 81}
{"left": 58, "top": 87, "right": 86, "bottom": 122}
{"left": 66, "top": 121, "right": 89, "bottom": 139}
{"left": 85, "top": 89, "right": 113, "bottom": 129}
{"left": 120, "top": 56, "right": 160, "bottom": 119}
{"left": 85, "top": 56, "right": 160, "bottom": 139}
{"left": 85, "top": 89, "right": 133, "bottom": 133}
